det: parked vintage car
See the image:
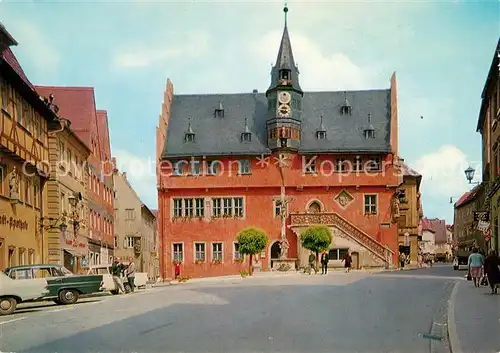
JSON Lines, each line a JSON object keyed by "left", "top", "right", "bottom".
{"left": 87, "top": 264, "right": 147, "bottom": 295}
{"left": 0, "top": 272, "right": 50, "bottom": 315}
{"left": 3, "top": 264, "right": 104, "bottom": 305}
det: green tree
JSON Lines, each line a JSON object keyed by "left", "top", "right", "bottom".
{"left": 301, "top": 226, "right": 332, "bottom": 269}
{"left": 237, "top": 227, "right": 268, "bottom": 276}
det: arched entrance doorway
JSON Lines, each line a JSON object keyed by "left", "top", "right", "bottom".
{"left": 270, "top": 241, "right": 281, "bottom": 269}
{"left": 308, "top": 201, "right": 321, "bottom": 213}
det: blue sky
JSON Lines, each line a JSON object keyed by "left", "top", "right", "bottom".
{"left": 1, "top": 1, "right": 499, "bottom": 223}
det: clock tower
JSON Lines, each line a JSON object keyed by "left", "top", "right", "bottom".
{"left": 266, "top": 5, "right": 303, "bottom": 152}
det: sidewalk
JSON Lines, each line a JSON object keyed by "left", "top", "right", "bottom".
{"left": 152, "top": 266, "right": 409, "bottom": 287}
{"left": 448, "top": 279, "right": 500, "bottom": 353}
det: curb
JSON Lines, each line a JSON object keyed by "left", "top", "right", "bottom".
{"left": 447, "top": 281, "right": 462, "bottom": 353}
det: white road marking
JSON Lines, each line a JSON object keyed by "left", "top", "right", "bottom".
{"left": 0, "top": 317, "right": 26, "bottom": 325}
{"left": 48, "top": 307, "right": 74, "bottom": 313}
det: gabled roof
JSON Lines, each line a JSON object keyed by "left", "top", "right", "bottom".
{"left": 401, "top": 161, "right": 422, "bottom": 188}
{"left": 421, "top": 218, "right": 435, "bottom": 233}
{"left": 35, "top": 86, "right": 97, "bottom": 150}
{"left": 161, "top": 89, "right": 392, "bottom": 158}
{"left": 476, "top": 37, "right": 500, "bottom": 132}
{"left": 96, "top": 110, "right": 111, "bottom": 161}
{"left": 141, "top": 203, "right": 156, "bottom": 220}
{"left": 454, "top": 184, "right": 483, "bottom": 208}
{"left": 1, "top": 48, "right": 33, "bottom": 90}
{"left": 424, "top": 218, "right": 447, "bottom": 243}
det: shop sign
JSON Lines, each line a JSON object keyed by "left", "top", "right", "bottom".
{"left": 0, "top": 215, "right": 29, "bottom": 231}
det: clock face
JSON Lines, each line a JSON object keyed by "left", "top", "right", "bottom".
{"left": 278, "top": 104, "right": 291, "bottom": 117}
{"left": 278, "top": 91, "right": 291, "bottom": 104}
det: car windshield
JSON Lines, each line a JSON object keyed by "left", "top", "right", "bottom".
{"left": 59, "top": 267, "right": 74, "bottom": 276}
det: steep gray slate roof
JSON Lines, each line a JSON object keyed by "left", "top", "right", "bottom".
{"left": 161, "top": 89, "right": 392, "bottom": 159}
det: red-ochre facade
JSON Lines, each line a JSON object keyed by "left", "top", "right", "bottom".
{"left": 156, "top": 14, "right": 403, "bottom": 280}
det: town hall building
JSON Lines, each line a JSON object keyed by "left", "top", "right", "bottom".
{"left": 156, "top": 7, "right": 403, "bottom": 279}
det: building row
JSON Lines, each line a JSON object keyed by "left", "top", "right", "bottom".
{"left": 0, "top": 23, "right": 158, "bottom": 278}
{"left": 454, "top": 38, "right": 500, "bottom": 254}
{"left": 155, "top": 7, "right": 428, "bottom": 279}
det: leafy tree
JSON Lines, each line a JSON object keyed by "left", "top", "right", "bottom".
{"left": 301, "top": 226, "right": 332, "bottom": 269}
{"left": 237, "top": 227, "right": 268, "bottom": 276}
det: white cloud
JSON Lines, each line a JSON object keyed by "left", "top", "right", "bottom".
{"left": 251, "top": 31, "right": 377, "bottom": 91}
{"left": 9, "top": 21, "right": 60, "bottom": 74}
{"left": 112, "top": 31, "right": 210, "bottom": 69}
{"left": 413, "top": 145, "right": 481, "bottom": 201}
{"left": 113, "top": 150, "right": 157, "bottom": 208}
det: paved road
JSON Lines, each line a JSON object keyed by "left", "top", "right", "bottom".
{"left": 0, "top": 267, "right": 460, "bottom": 353}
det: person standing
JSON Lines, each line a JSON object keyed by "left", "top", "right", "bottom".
{"left": 320, "top": 250, "right": 329, "bottom": 275}
{"left": 111, "top": 257, "right": 126, "bottom": 294}
{"left": 308, "top": 252, "right": 317, "bottom": 275}
{"left": 127, "top": 257, "right": 136, "bottom": 293}
{"left": 468, "top": 247, "right": 484, "bottom": 287}
{"left": 484, "top": 250, "right": 500, "bottom": 294}
{"left": 342, "top": 252, "right": 352, "bottom": 273}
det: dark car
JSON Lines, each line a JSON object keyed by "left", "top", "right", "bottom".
{"left": 3, "top": 264, "right": 104, "bottom": 305}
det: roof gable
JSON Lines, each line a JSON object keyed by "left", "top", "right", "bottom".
{"left": 161, "top": 89, "right": 391, "bottom": 159}
{"left": 35, "top": 86, "right": 97, "bottom": 150}
{"left": 1, "top": 48, "right": 33, "bottom": 90}
{"left": 96, "top": 110, "right": 111, "bottom": 161}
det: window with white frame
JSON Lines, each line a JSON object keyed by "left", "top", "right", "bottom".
{"left": 173, "top": 243, "right": 183, "bottom": 262}
{"left": 184, "top": 198, "right": 194, "bottom": 217}
{"left": 304, "top": 157, "right": 316, "bottom": 173}
{"left": 190, "top": 161, "right": 200, "bottom": 175}
{"left": 234, "top": 242, "right": 241, "bottom": 260}
{"left": 173, "top": 199, "right": 182, "bottom": 217}
{"left": 274, "top": 198, "right": 286, "bottom": 217}
{"left": 173, "top": 161, "right": 184, "bottom": 176}
{"left": 238, "top": 160, "right": 251, "bottom": 174}
{"left": 212, "top": 198, "right": 222, "bottom": 217}
{"left": 126, "top": 208, "right": 135, "bottom": 220}
{"left": 364, "top": 195, "right": 377, "bottom": 215}
{"left": 223, "top": 198, "right": 232, "bottom": 216}
{"left": 207, "top": 161, "right": 219, "bottom": 175}
{"left": 195, "top": 198, "right": 204, "bottom": 217}
{"left": 212, "top": 242, "right": 223, "bottom": 261}
{"left": 234, "top": 197, "right": 244, "bottom": 217}
{"left": 195, "top": 243, "right": 205, "bottom": 261}
{"left": 124, "top": 236, "right": 135, "bottom": 249}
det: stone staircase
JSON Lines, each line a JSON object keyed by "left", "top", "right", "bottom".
{"left": 289, "top": 212, "right": 394, "bottom": 265}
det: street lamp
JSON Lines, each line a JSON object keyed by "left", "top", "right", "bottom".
{"left": 464, "top": 166, "right": 476, "bottom": 184}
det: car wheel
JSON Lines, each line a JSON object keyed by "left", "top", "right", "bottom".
{"left": 0, "top": 297, "right": 17, "bottom": 316}
{"left": 110, "top": 290, "right": 119, "bottom": 295}
{"left": 124, "top": 284, "right": 131, "bottom": 293}
{"left": 58, "top": 289, "right": 79, "bottom": 305}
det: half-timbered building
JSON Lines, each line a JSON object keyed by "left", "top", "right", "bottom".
{"left": 0, "top": 23, "right": 61, "bottom": 268}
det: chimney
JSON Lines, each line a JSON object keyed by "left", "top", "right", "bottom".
{"left": 252, "top": 89, "right": 258, "bottom": 93}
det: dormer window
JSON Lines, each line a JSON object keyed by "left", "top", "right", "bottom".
{"left": 184, "top": 119, "right": 195, "bottom": 143}
{"left": 341, "top": 91, "right": 352, "bottom": 115}
{"left": 364, "top": 114, "right": 375, "bottom": 139}
{"left": 316, "top": 116, "right": 326, "bottom": 140}
{"left": 241, "top": 132, "right": 251, "bottom": 142}
{"left": 316, "top": 131, "right": 326, "bottom": 140}
{"left": 241, "top": 118, "right": 252, "bottom": 142}
{"left": 215, "top": 102, "right": 224, "bottom": 118}
{"left": 364, "top": 129, "right": 375, "bottom": 139}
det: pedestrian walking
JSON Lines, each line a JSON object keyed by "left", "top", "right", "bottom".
{"left": 174, "top": 261, "right": 181, "bottom": 279}
{"left": 308, "top": 252, "right": 317, "bottom": 275}
{"left": 467, "top": 247, "right": 484, "bottom": 288}
{"left": 320, "top": 250, "right": 329, "bottom": 275}
{"left": 111, "top": 257, "right": 126, "bottom": 294}
{"left": 484, "top": 250, "right": 500, "bottom": 295}
{"left": 342, "top": 252, "right": 352, "bottom": 273}
{"left": 399, "top": 253, "right": 405, "bottom": 269}
{"left": 126, "top": 257, "right": 136, "bottom": 293}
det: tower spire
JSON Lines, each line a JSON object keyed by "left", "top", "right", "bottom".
{"left": 284, "top": 2, "right": 288, "bottom": 27}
